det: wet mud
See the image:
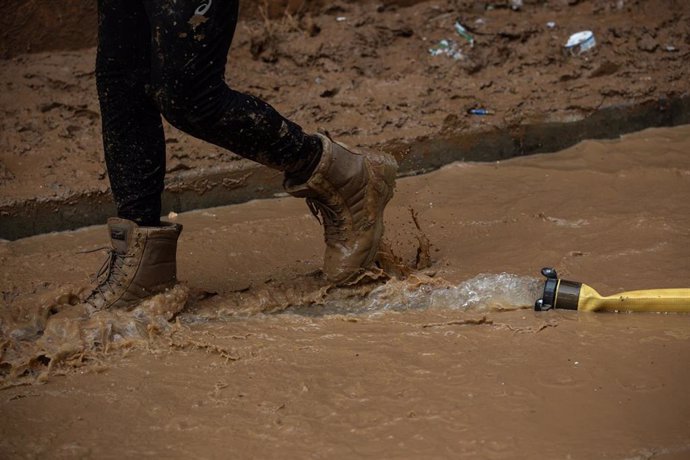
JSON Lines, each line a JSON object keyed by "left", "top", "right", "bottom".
{"left": 2, "top": 125, "right": 690, "bottom": 458}
{"left": 1, "top": 0, "right": 689, "bottom": 209}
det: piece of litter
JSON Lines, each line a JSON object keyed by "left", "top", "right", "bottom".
{"left": 665, "top": 45, "right": 677, "bottom": 52}
{"left": 467, "top": 108, "right": 493, "bottom": 116}
{"left": 336, "top": 16, "right": 347, "bottom": 22}
{"left": 167, "top": 211, "right": 178, "bottom": 220}
{"left": 428, "top": 39, "right": 464, "bottom": 60}
{"left": 565, "top": 30, "right": 596, "bottom": 55}
{"left": 454, "top": 21, "right": 475, "bottom": 47}
{"left": 546, "top": 21, "right": 556, "bottom": 29}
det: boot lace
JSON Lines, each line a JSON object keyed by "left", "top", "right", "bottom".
{"left": 83, "top": 247, "right": 130, "bottom": 307}
{"left": 306, "top": 198, "right": 347, "bottom": 243}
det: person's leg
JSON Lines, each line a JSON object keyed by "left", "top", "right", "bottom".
{"left": 142, "top": 0, "right": 322, "bottom": 178}
{"left": 96, "top": 0, "right": 165, "bottom": 227}
{"left": 88, "top": 0, "right": 181, "bottom": 311}
{"left": 141, "top": 0, "right": 397, "bottom": 284}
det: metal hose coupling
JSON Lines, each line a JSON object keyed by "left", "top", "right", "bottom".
{"left": 534, "top": 267, "right": 690, "bottom": 313}
{"left": 534, "top": 267, "right": 582, "bottom": 311}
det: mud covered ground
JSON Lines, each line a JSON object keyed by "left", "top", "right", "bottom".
{"left": 1, "top": 125, "right": 690, "bottom": 458}
{"left": 1, "top": 0, "right": 689, "bottom": 206}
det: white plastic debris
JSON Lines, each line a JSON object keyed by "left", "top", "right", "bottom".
{"left": 428, "top": 39, "right": 464, "bottom": 60}
{"left": 565, "top": 30, "right": 596, "bottom": 55}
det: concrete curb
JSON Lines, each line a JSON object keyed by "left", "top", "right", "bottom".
{"left": 1, "top": 95, "right": 688, "bottom": 241}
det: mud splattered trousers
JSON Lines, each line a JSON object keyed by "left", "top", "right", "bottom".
{"left": 96, "top": 0, "right": 322, "bottom": 226}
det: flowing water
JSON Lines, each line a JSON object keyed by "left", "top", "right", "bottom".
{"left": 286, "top": 273, "right": 542, "bottom": 316}
{"left": 2, "top": 125, "right": 690, "bottom": 458}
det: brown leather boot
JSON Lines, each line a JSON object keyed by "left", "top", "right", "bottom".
{"left": 284, "top": 134, "right": 398, "bottom": 284}
{"left": 84, "top": 218, "right": 183, "bottom": 310}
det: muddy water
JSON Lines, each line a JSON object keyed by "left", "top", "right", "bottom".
{"left": 2, "top": 125, "right": 690, "bottom": 458}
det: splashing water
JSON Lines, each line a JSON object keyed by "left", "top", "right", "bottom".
{"left": 431, "top": 273, "right": 542, "bottom": 311}
{"left": 1, "top": 274, "right": 542, "bottom": 384}
{"left": 289, "top": 273, "right": 543, "bottom": 316}
{"left": 1, "top": 285, "right": 190, "bottom": 386}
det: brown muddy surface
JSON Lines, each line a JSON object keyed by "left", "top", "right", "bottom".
{"left": 2, "top": 125, "right": 690, "bottom": 458}
{"left": 1, "top": 0, "right": 689, "bottom": 206}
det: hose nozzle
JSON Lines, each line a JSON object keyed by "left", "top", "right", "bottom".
{"left": 534, "top": 267, "right": 582, "bottom": 311}
{"left": 534, "top": 267, "right": 690, "bottom": 313}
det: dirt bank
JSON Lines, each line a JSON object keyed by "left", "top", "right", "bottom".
{"left": 0, "top": 0, "right": 427, "bottom": 58}
{"left": 1, "top": 0, "right": 689, "bottom": 236}
{"left": 1, "top": 125, "right": 690, "bottom": 458}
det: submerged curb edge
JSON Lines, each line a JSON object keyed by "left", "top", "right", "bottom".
{"left": 1, "top": 95, "right": 688, "bottom": 241}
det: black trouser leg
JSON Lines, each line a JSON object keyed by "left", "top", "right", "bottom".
{"left": 96, "top": 0, "right": 322, "bottom": 226}
{"left": 142, "top": 0, "right": 321, "bottom": 173}
{"left": 96, "top": 0, "right": 165, "bottom": 226}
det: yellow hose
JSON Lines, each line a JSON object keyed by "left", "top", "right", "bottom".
{"left": 535, "top": 268, "right": 690, "bottom": 313}
{"left": 577, "top": 284, "right": 690, "bottom": 313}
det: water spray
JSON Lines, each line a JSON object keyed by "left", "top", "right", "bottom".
{"left": 534, "top": 268, "right": 690, "bottom": 313}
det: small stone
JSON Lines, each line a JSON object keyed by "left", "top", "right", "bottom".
{"left": 637, "top": 34, "right": 659, "bottom": 52}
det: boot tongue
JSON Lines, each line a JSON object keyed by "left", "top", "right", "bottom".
{"left": 107, "top": 218, "right": 137, "bottom": 254}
